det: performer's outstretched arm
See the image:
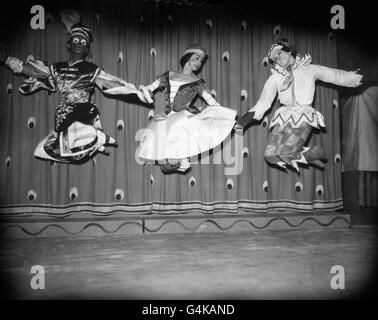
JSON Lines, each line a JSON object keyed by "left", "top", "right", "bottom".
{"left": 5, "top": 57, "right": 55, "bottom": 94}
{"left": 201, "top": 89, "right": 221, "bottom": 107}
{"left": 311, "top": 64, "right": 363, "bottom": 87}
{"left": 94, "top": 69, "right": 137, "bottom": 91}
{"left": 101, "top": 75, "right": 161, "bottom": 104}
{"left": 5, "top": 57, "right": 51, "bottom": 79}
{"left": 236, "top": 74, "right": 278, "bottom": 129}
{"left": 248, "top": 74, "right": 279, "bottom": 120}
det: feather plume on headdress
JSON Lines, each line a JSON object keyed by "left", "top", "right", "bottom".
{"left": 59, "top": 8, "right": 81, "bottom": 33}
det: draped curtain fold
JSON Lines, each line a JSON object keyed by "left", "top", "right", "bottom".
{"left": 342, "top": 86, "right": 378, "bottom": 172}
{"left": 342, "top": 86, "right": 378, "bottom": 209}
{"left": 0, "top": 0, "right": 343, "bottom": 216}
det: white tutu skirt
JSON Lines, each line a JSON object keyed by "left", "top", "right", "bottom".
{"left": 137, "top": 105, "right": 236, "bottom": 161}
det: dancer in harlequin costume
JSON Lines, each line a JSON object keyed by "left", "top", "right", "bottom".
{"left": 4, "top": 24, "right": 138, "bottom": 163}
{"left": 236, "top": 39, "right": 363, "bottom": 171}
{"left": 135, "top": 44, "right": 237, "bottom": 173}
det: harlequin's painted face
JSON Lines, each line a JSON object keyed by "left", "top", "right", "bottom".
{"left": 187, "top": 53, "right": 203, "bottom": 72}
{"left": 271, "top": 49, "right": 294, "bottom": 69}
{"left": 68, "top": 34, "right": 89, "bottom": 57}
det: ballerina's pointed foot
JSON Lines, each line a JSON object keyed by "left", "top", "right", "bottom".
{"left": 105, "top": 135, "right": 118, "bottom": 147}
{"left": 98, "top": 146, "right": 110, "bottom": 156}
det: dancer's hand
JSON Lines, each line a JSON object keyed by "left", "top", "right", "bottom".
{"left": 299, "top": 53, "right": 312, "bottom": 66}
{"left": 121, "top": 80, "right": 137, "bottom": 89}
{"left": 248, "top": 107, "right": 263, "bottom": 120}
{"left": 5, "top": 56, "right": 23, "bottom": 73}
{"left": 352, "top": 69, "right": 363, "bottom": 86}
{"left": 138, "top": 85, "right": 154, "bottom": 104}
{"left": 235, "top": 109, "right": 260, "bottom": 130}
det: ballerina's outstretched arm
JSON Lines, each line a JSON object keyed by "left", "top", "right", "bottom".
{"left": 201, "top": 89, "right": 221, "bottom": 107}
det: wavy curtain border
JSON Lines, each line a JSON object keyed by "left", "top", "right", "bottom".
{"left": 0, "top": 199, "right": 343, "bottom": 218}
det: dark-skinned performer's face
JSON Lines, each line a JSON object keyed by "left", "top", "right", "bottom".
{"left": 68, "top": 35, "right": 89, "bottom": 58}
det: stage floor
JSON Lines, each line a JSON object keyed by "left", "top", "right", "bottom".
{"left": 0, "top": 225, "right": 377, "bottom": 299}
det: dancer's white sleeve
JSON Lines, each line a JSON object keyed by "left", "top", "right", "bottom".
{"left": 201, "top": 90, "right": 221, "bottom": 106}
{"left": 5, "top": 57, "right": 56, "bottom": 94}
{"left": 145, "top": 79, "right": 161, "bottom": 92}
{"left": 249, "top": 74, "right": 278, "bottom": 120}
{"left": 95, "top": 69, "right": 137, "bottom": 90}
{"left": 6, "top": 56, "right": 51, "bottom": 78}
{"left": 311, "top": 65, "right": 363, "bottom": 87}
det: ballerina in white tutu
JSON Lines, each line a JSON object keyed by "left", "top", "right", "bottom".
{"left": 135, "top": 44, "right": 237, "bottom": 173}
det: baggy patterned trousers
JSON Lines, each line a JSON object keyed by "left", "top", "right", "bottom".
{"left": 264, "top": 122, "right": 312, "bottom": 169}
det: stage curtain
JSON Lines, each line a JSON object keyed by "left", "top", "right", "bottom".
{"left": 342, "top": 86, "right": 378, "bottom": 172}
{"left": 341, "top": 87, "right": 378, "bottom": 208}
{"left": 357, "top": 172, "right": 378, "bottom": 208}
{"left": 0, "top": 0, "right": 344, "bottom": 216}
